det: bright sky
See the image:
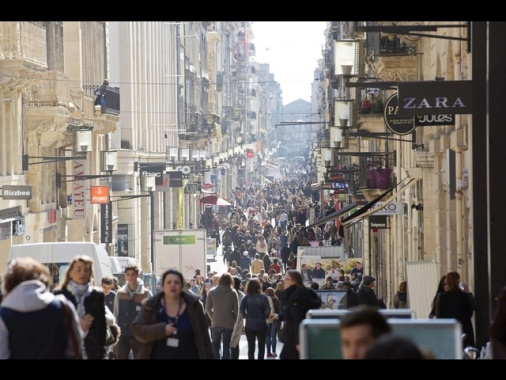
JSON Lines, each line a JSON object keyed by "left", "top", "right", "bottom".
{"left": 252, "top": 21, "right": 327, "bottom": 106}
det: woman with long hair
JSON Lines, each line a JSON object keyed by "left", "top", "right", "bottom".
{"left": 429, "top": 275, "right": 447, "bottom": 318}
{"left": 265, "top": 287, "right": 282, "bottom": 358}
{"left": 274, "top": 281, "right": 285, "bottom": 301}
{"left": 270, "top": 270, "right": 322, "bottom": 359}
{"left": 393, "top": 281, "right": 409, "bottom": 309}
{"left": 200, "top": 282, "right": 212, "bottom": 327}
{"left": 131, "top": 269, "right": 214, "bottom": 359}
{"left": 239, "top": 278, "right": 271, "bottom": 359}
{"left": 54, "top": 255, "right": 112, "bottom": 359}
{"left": 436, "top": 271, "right": 477, "bottom": 348}
{"left": 230, "top": 277, "right": 246, "bottom": 360}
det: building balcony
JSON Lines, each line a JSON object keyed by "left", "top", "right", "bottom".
{"left": 0, "top": 21, "right": 47, "bottom": 69}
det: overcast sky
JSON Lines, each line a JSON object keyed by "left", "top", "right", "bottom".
{"left": 251, "top": 21, "right": 327, "bottom": 106}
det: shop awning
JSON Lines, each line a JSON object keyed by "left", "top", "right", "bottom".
{"left": 341, "top": 178, "right": 420, "bottom": 227}
{"left": 306, "top": 202, "right": 363, "bottom": 229}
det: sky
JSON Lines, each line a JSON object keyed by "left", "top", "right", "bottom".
{"left": 251, "top": 21, "right": 328, "bottom": 106}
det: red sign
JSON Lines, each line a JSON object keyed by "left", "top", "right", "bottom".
{"left": 246, "top": 150, "right": 254, "bottom": 158}
{"left": 91, "top": 186, "right": 110, "bottom": 204}
{"left": 202, "top": 183, "right": 213, "bottom": 191}
{"left": 47, "top": 209, "right": 57, "bottom": 223}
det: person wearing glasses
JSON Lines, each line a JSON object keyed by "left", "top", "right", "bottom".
{"left": 269, "top": 270, "right": 322, "bottom": 359}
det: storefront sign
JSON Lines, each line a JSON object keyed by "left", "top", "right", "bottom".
{"left": 397, "top": 80, "right": 472, "bottom": 116}
{"left": 100, "top": 202, "right": 111, "bottom": 244}
{"left": 72, "top": 160, "right": 86, "bottom": 220}
{"left": 369, "top": 215, "right": 388, "bottom": 229}
{"left": 91, "top": 186, "right": 109, "bottom": 204}
{"left": 139, "top": 162, "right": 165, "bottom": 186}
{"left": 1, "top": 185, "right": 32, "bottom": 200}
{"left": 384, "top": 93, "right": 415, "bottom": 135}
{"left": 414, "top": 114, "right": 455, "bottom": 127}
{"left": 167, "top": 171, "right": 183, "bottom": 188}
{"left": 371, "top": 201, "right": 403, "bottom": 215}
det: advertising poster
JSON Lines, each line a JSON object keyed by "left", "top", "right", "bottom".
{"left": 117, "top": 224, "right": 129, "bottom": 257}
{"left": 298, "top": 252, "right": 361, "bottom": 288}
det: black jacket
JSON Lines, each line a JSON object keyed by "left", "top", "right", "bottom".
{"left": 436, "top": 290, "right": 476, "bottom": 347}
{"left": 278, "top": 285, "right": 322, "bottom": 359}
{"left": 54, "top": 287, "right": 106, "bottom": 359}
{"left": 344, "top": 289, "right": 359, "bottom": 309}
{"left": 357, "top": 284, "right": 380, "bottom": 308}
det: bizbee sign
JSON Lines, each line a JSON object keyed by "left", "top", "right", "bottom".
{"left": 1, "top": 185, "right": 33, "bottom": 200}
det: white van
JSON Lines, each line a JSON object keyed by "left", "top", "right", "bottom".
{"left": 116, "top": 257, "right": 139, "bottom": 272}
{"left": 8, "top": 242, "right": 114, "bottom": 289}
{"left": 109, "top": 256, "right": 122, "bottom": 274}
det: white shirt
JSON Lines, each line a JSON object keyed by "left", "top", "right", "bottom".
{"left": 327, "top": 269, "right": 340, "bottom": 281}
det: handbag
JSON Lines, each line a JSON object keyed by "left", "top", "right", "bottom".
{"left": 105, "top": 323, "right": 121, "bottom": 347}
{"left": 278, "top": 322, "right": 288, "bottom": 343}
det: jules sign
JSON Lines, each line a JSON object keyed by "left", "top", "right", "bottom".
{"left": 397, "top": 80, "right": 472, "bottom": 116}
{"left": 414, "top": 113, "right": 455, "bottom": 127}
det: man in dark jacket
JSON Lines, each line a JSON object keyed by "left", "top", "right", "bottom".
{"left": 280, "top": 243, "right": 291, "bottom": 271}
{"left": 229, "top": 246, "right": 242, "bottom": 269}
{"left": 357, "top": 276, "right": 380, "bottom": 308}
{"left": 342, "top": 281, "right": 359, "bottom": 309}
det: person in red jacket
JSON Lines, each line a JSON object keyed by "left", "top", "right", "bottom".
{"left": 269, "top": 258, "right": 282, "bottom": 274}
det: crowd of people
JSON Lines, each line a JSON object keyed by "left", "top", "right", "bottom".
{"left": 1, "top": 157, "right": 506, "bottom": 360}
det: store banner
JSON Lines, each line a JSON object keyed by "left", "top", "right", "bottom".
{"left": 397, "top": 80, "right": 472, "bottom": 116}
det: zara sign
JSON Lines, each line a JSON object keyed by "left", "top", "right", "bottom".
{"left": 397, "top": 80, "right": 473, "bottom": 116}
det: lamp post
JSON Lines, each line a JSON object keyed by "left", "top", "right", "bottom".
{"left": 111, "top": 175, "right": 156, "bottom": 272}
{"left": 101, "top": 151, "right": 118, "bottom": 255}
{"left": 141, "top": 176, "right": 156, "bottom": 271}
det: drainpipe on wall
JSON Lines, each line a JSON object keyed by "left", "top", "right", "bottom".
{"left": 454, "top": 148, "right": 463, "bottom": 274}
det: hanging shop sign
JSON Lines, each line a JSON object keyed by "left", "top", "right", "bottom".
{"left": 370, "top": 201, "right": 403, "bottom": 215}
{"left": 1, "top": 185, "right": 32, "bottom": 200}
{"left": 414, "top": 114, "right": 455, "bottom": 127}
{"left": 397, "top": 80, "right": 472, "bottom": 116}
{"left": 100, "top": 202, "right": 112, "bottom": 244}
{"left": 369, "top": 215, "right": 388, "bottom": 229}
{"left": 139, "top": 162, "right": 165, "bottom": 186}
{"left": 384, "top": 93, "right": 416, "bottom": 135}
{"left": 91, "top": 186, "right": 109, "bottom": 204}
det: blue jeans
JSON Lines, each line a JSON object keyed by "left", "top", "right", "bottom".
{"left": 211, "top": 326, "right": 233, "bottom": 360}
{"left": 266, "top": 322, "right": 280, "bottom": 354}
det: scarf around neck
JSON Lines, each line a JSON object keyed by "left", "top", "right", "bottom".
{"left": 67, "top": 280, "right": 92, "bottom": 317}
